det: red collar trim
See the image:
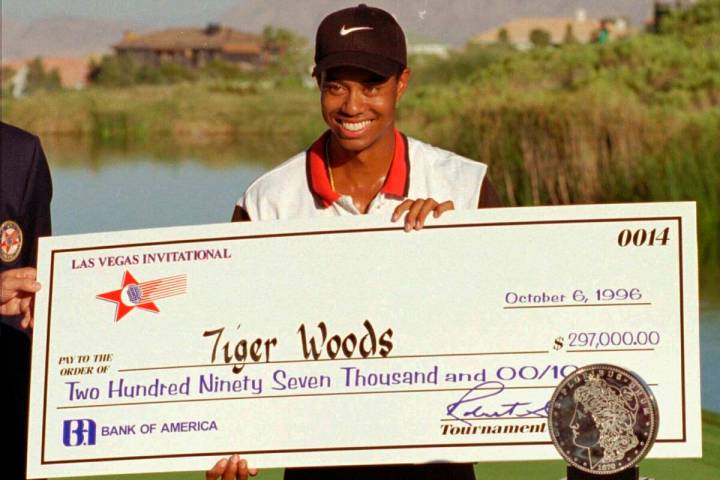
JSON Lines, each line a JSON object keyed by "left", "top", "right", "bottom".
{"left": 306, "top": 130, "right": 409, "bottom": 208}
{"left": 382, "top": 130, "right": 410, "bottom": 198}
{"left": 306, "top": 131, "right": 340, "bottom": 208}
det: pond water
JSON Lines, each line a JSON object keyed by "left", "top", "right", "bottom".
{"left": 43, "top": 139, "right": 720, "bottom": 413}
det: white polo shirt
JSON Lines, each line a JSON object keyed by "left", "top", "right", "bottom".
{"left": 237, "top": 130, "right": 488, "bottom": 221}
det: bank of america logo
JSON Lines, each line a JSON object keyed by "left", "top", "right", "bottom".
{"left": 97, "top": 270, "right": 187, "bottom": 322}
{"left": 63, "top": 419, "right": 97, "bottom": 447}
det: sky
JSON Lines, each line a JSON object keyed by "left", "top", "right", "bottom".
{"left": 2, "top": 0, "right": 239, "bottom": 25}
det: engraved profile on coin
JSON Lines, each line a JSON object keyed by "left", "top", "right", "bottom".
{"left": 548, "top": 364, "right": 659, "bottom": 475}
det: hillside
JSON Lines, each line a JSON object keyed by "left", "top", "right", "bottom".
{"left": 221, "top": 0, "right": 656, "bottom": 44}
{"left": 1, "top": 0, "right": 656, "bottom": 61}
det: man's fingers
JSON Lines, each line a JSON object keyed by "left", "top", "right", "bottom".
{"left": 20, "top": 296, "right": 32, "bottom": 312}
{"left": 391, "top": 199, "right": 414, "bottom": 222}
{"left": 0, "top": 276, "right": 41, "bottom": 302}
{"left": 404, "top": 199, "right": 428, "bottom": 231}
{"left": 21, "top": 310, "right": 34, "bottom": 330}
{"left": 392, "top": 198, "right": 453, "bottom": 230}
{"left": 415, "top": 199, "right": 440, "bottom": 229}
{"left": 0, "top": 298, "right": 21, "bottom": 316}
{"left": 206, "top": 458, "right": 228, "bottom": 480}
{"left": 0, "top": 266, "right": 40, "bottom": 322}
{"left": 238, "top": 459, "right": 251, "bottom": 480}
{"left": 205, "top": 456, "right": 252, "bottom": 480}
{"left": 20, "top": 309, "right": 34, "bottom": 330}
{"left": 433, "top": 200, "right": 455, "bottom": 217}
{"left": 20, "top": 297, "right": 33, "bottom": 329}
{"left": 28, "top": 296, "right": 35, "bottom": 329}
{"left": 5, "top": 267, "right": 37, "bottom": 279}
{"left": 222, "top": 455, "right": 239, "bottom": 480}
{"left": 0, "top": 267, "right": 39, "bottom": 300}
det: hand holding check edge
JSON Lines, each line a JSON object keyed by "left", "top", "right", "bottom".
{"left": 0, "top": 266, "right": 41, "bottom": 329}
{"left": 206, "top": 455, "right": 257, "bottom": 480}
{"left": 392, "top": 198, "right": 455, "bottom": 231}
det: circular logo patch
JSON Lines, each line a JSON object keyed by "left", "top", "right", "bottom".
{"left": 0, "top": 220, "right": 23, "bottom": 263}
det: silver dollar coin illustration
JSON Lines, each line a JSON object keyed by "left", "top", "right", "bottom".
{"left": 548, "top": 364, "right": 659, "bottom": 475}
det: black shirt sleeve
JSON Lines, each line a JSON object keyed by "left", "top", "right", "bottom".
{"left": 231, "top": 205, "right": 251, "bottom": 222}
{"left": 477, "top": 175, "right": 502, "bottom": 209}
{"left": 21, "top": 134, "right": 53, "bottom": 265}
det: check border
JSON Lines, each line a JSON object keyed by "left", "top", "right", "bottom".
{"left": 40, "top": 215, "right": 686, "bottom": 465}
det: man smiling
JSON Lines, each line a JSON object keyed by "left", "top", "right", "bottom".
{"left": 211, "top": 4, "right": 500, "bottom": 480}
{"left": 231, "top": 3, "right": 500, "bottom": 229}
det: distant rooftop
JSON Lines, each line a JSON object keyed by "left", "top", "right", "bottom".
{"left": 114, "top": 24, "right": 261, "bottom": 52}
{"left": 473, "top": 15, "right": 602, "bottom": 46}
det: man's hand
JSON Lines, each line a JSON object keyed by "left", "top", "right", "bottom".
{"left": 392, "top": 198, "right": 454, "bottom": 231}
{"left": 206, "top": 455, "right": 257, "bottom": 480}
{"left": 0, "top": 267, "right": 41, "bottom": 329}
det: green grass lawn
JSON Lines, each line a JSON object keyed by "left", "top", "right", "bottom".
{"left": 62, "top": 410, "right": 719, "bottom": 480}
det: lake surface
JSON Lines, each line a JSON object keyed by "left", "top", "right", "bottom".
{"left": 43, "top": 139, "right": 720, "bottom": 413}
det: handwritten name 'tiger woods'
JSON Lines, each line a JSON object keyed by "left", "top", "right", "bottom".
{"left": 203, "top": 319, "right": 394, "bottom": 374}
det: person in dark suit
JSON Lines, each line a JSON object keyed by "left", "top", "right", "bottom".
{"left": 1, "top": 121, "right": 53, "bottom": 480}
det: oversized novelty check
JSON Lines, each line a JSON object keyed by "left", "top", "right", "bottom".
{"left": 28, "top": 202, "right": 701, "bottom": 478}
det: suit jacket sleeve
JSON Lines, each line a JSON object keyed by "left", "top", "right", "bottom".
{"left": 23, "top": 136, "right": 53, "bottom": 265}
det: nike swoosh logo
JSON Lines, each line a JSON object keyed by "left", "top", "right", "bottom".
{"left": 340, "top": 25, "right": 374, "bottom": 36}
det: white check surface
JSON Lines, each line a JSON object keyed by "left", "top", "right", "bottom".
{"left": 27, "top": 202, "right": 701, "bottom": 478}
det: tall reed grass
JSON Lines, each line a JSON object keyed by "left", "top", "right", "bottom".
{"left": 401, "top": 86, "right": 718, "bottom": 269}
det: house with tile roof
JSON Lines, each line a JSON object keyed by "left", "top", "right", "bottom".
{"left": 113, "top": 23, "right": 267, "bottom": 68}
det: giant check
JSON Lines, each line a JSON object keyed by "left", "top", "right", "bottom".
{"left": 27, "top": 202, "right": 701, "bottom": 478}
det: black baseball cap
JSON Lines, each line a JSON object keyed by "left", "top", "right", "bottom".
{"left": 313, "top": 4, "right": 407, "bottom": 78}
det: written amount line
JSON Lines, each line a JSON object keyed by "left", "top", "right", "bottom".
{"left": 57, "top": 384, "right": 561, "bottom": 410}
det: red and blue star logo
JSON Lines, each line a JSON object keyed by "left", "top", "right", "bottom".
{"left": 97, "top": 271, "right": 187, "bottom": 322}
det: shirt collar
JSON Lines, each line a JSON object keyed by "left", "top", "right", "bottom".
{"left": 305, "top": 129, "right": 409, "bottom": 208}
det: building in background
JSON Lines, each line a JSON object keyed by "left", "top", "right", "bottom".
{"left": 471, "top": 9, "right": 629, "bottom": 49}
{"left": 113, "top": 23, "right": 267, "bottom": 68}
{"left": 408, "top": 43, "right": 450, "bottom": 58}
